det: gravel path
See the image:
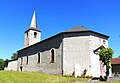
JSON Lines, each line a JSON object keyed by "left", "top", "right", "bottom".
{"left": 73, "top": 77, "right": 120, "bottom": 83}
{"left": 109, "top": 77, "right": 120, "bottom": 81}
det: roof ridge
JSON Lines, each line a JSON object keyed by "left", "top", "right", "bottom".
{"left": 65, "top": 25, "right": 90, "bottom": 32}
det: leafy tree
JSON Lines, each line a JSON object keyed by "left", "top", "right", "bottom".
{"left": 4, "top": 59, "right": 9, "bottom": 67}
{"left": 0, "top": 58, "right": 4, "bottom": 70}
{"left": 11, "top": 53, "right": 18, "bottom": 60}
{"left": 99, "top": 48, "right": 114, "bottom": 78}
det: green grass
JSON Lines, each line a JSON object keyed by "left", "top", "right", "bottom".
{"left": 0, "top": 71, "right": 89, "bottom": 83}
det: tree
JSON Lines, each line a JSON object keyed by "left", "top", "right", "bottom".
{"left": 4, "top": 59, "right": 9, "bottom": 68}
{"left": 11, "top": 53, "right": 18, "bottom": 60}
{"left": 99, "top": 48, "right": 114, "bottom": 78}
{"left": 0, "top": 58, "right": 4, "bottom": 70}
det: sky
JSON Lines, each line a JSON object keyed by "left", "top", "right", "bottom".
{"left": 0, "top": 0, "right": 120, "bottom": 60}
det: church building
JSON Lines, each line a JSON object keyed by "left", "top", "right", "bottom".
{"left": 5, "top": 11, "right": 111, "bottom": 77}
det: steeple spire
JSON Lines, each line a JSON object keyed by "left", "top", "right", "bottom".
{"left": 30, "top": 10, "right": 37, "bottom": 29}
{"left": 24, "top": 10, "right": 41, "bottom": 48}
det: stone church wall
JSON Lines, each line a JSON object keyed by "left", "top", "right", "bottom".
{"left": 5, "top": 60, "right": 18, "bottom": 71}
{"left": 17, "top": 31, "right": 109, "bottom": 77}
{"left": 18, "top": 35, "right": 63, "bottom": 75}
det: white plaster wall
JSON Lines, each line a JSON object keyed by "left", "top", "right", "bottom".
{"left": 24, "top": 30, "right": 41, "bottom": 48}
{"left": 18, "top": 58, "right": 22, "bottom": 71}
{"left": 63, "top": 35, "right": 91, "bottom": 76}
{"left": 24, "top": 32, "right": 28, "bottom": 47}
{"left": 5, "top": 60, "right": 18, "bottom": 71}
{"left": 29, "top": 30, "right": 40, "bottom": 45}
{"left": 89, "top": 35, "right": 108, "bottom": 77}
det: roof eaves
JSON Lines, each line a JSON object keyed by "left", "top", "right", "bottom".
{"left": 25, "top": 28, "right": 41, "bottom": 33}
{"left": 17, "top": 32, "right": 63, "bottom": 52}
{"left": 90, "top": 30, "right": 109, "bottom": 38}
{"left": 63, "top": 30, "right": 109, "bottom": 38}
{"left": 18, "top": 27, "right": 109, "bottom": 52}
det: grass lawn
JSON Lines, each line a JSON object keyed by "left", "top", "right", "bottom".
{"left": 0, "top": 71, "right": 89, "bottom": 83}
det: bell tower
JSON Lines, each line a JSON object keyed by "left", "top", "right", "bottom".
{"left": 24, "top": 11, "right": 41, "bottom": 48}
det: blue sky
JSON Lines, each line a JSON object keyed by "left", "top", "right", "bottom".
{"left": 0, "top": 0, "right": 120, "bottom": 60}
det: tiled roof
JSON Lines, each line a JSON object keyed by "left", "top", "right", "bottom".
{"left": 111, "top": 58, "right": 120, "bottom": 64}
{"left": 65, "top": 26, "right": 90, "bottom": 32}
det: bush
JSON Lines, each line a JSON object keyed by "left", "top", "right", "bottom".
{"left": 0, "top": 59, "right": 4, "bottom": 70}
{"left": 63, "top": 74, "right": 72, "bottom": 77}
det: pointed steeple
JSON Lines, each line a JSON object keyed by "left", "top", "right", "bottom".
{"left": 24, "top": 10, "right": 41, "bottom": 48}
{"left": 30, "top": 10, "right": 37, "bottom": 29}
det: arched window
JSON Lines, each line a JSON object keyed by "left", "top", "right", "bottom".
{"left": 38, "top": 53, "right": 40, "bottom": 63}
{"left": 26, "top": 32, "right": 28, "bottom": 38}
{"left": 34, "top": 32, "right": 37, "bottom": 38}
{"left": 51, "top": 49, "right": 55, "bottom": 63}
{"left": 26, "top": 56, "right": 28, "bottom": 65}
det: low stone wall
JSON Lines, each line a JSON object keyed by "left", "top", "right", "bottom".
{"left": 4, "top": 60, "right": 18, "bottom": 71}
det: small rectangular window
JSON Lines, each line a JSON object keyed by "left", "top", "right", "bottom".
{"left": 26, "top": 56, "right": 28, "bottom": 65}
{"left": 38, "top": 53, "right": 40, "bottom": 63}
